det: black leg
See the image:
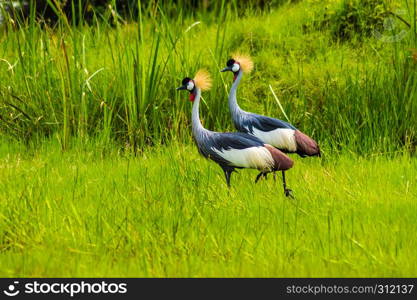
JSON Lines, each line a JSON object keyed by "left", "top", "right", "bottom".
{"left": 255, "top": 172, "right": 263, "bottom": 183}
{"left": 281, "top": 171, "right": 294, "bottom": 198}
{"left": 224, "top": 169, "right": 232, "bottom": 188}
{"left": 255, "top": 172, "right": 268, "bottom": 183}
{"left": 273, "top": 171, "right": 276, "bottom": 182}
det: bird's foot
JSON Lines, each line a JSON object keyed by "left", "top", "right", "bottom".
{"left": 284, "top": 188, "right": 294, "bottom": 199}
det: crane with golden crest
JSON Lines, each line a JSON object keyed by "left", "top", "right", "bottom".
{"left": 177, "top": 70, "right": 295, "bottom": 197}
{"left": 221, "top": 54, "right": 321, "bottom": 178}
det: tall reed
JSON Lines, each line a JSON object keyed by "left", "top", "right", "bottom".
{"left": 0, "top": 0, "right": 416, "bottom": 154}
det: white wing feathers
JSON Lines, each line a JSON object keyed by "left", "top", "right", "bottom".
{"left": 250, "top": 127, "right": 297, "bottom": 152}
{"left": 211, "top": 146, "right": 275, "bottom": 171}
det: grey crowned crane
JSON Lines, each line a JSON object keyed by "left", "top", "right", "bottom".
{"left": 176, "top": 70, "right": 294, "bottom": 197}
{"left": 221, "top": 54, "right": 321, "bottom": 159}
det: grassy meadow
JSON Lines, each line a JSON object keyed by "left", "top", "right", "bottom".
{"left": 0, "top": 141, "right": 416, "bottom": 277}
{"left": 0, "top": 0, "right": 417, "bottom": 277}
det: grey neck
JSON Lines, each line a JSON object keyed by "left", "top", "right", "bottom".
{"left": 229, "top": 70, "right": 245, "bottom": 121}
{"left": 191, "top": 88, "right": 207, "bottom": 141}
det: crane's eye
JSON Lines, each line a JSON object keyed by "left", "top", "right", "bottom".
{"left": 226, "top": 59, "right": 235, "bottom": 67}
{"left": 232, "top": 63, "right": 240, "bottom": 72}
{"left": 187, "top": 81, "right": 195, "bottom": 91}
{"left": 182, "top": 77, "right": 191, "bottom": 85}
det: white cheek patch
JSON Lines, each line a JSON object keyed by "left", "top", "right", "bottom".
{"left": 187, "top": 81, "right": 195, "bottom": 91}
{"left": 232, "top": 63, "right": 240, "bottom": 72}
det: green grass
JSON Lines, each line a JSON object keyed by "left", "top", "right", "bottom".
{"left": 0, "top": 0, "right": 416, "bottom": 153}
{"left": 0, "top": 140, "right": 416, "bottom": 277}
{"left": 1, "top": 0, "right": 417, "bottom": 278}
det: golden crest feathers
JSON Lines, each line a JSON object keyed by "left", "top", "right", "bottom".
{"left": 232, "top": 53, "right": 254, "bottom": 73}
{"left": 194, "top": 69, "right": 212, "bottom": 91}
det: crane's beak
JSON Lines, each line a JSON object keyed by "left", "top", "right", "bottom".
{"left": 220, "top": 66, "right": 232, "bottom": 72}
{"left": 176, "top": 85, "right": 187, "bottom": 91}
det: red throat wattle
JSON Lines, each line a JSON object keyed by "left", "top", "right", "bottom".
{"left": 189, "top": 93, "right": 196, "bottom": 102}
{"left": 233, "top": 73, "right": 238, "bottom": 81}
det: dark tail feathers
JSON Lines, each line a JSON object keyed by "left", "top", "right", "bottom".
{"left": 294, "top": 130, "right": 320, "bottom": 157}
{"left": 264, "top": 144, "right": 294, "bottom": 171}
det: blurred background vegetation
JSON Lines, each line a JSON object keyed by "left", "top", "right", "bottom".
{"left": 1, "top": 0, "right": 295, "bottom": 22}
{"left": 0, "top": 0, "right": 416, "bottom": 155}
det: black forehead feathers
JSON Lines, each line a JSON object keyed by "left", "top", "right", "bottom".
{"left": 226, "top": 59, "right": 235, "bottom": 67}
{"left": 181, "top": 77, "right": 192, "bottom": 85}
